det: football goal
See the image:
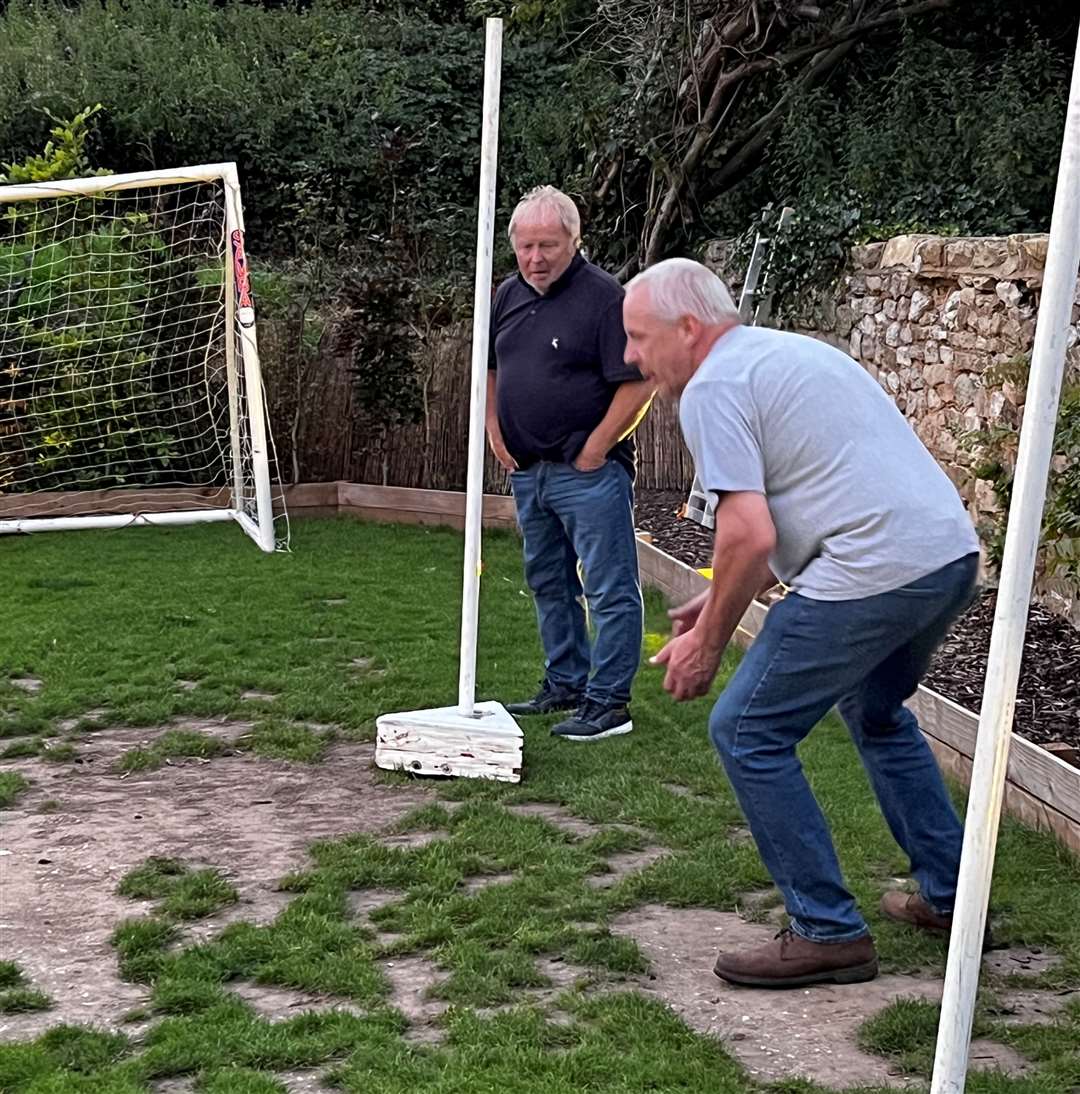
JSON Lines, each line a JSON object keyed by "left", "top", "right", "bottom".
{"left": 0, "top": 163, "right": 286, "bottom": 552}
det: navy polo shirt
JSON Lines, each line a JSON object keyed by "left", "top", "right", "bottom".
{"left": 488, "top": 253, "right": 643, "bottom": 478}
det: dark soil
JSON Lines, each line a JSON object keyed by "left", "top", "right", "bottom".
{"left": 634, "top": 489, "right": 1080, "bottom": 752}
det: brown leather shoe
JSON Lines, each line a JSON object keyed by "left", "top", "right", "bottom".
{"left": 713, "top": 928, "right": 878, "bottom": 988}
{"left": 881, "top": 890, "right": 952, "bottom": 932}
{"left": 881, "top": 890, "right": 995, "bottom": 950}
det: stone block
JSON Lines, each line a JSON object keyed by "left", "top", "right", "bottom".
{"left": 884, "top": 321, "right": 902, "bottom": 347}
{"left": 955, "top": 373, "right": 977, "bottom": 408}
{"left": 915, "top": 238, "right": 944, "bottom": 267}
{"left": 924, "top": 362, "right": 949, "bottom": 386}
{"left": 940, "top": 344, "right": 954, "bottom": 366}
{"left": 909, "top": 289, "right": 933, "bottom": 321}
{"left": 924, "top": 340, "right": 940, "bottom": 364}
{"left": 884, "top": 298, "right": 898, "bottom": 320}
{"left": 996, "top": 280, "right": 1023, "bottom": 307}
{"left": 851, "top": 241, "right": 886, "bottom": 269}
{"left": 975, "top": 478, "right": 1001, "bottom": 512}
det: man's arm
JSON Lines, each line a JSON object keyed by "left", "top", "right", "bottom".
{"left": 486, "top": 371, "right": 517, "bottom": 472}
{"left": 652, "top": 491, "right": 775, "bottom": 701}
{"left": 574, "top": 380, "right": 654, "bottom": 470}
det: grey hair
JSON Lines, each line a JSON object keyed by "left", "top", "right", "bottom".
{"left": 625, "top": 258, "right": 739, "bottom": 324}
{"left": 508, "top": 185, "right": 581, "bottom": 246}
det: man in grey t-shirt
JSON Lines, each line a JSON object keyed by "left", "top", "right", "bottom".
{"left": 623, "top": 258, "right": 980, "bottom": 989}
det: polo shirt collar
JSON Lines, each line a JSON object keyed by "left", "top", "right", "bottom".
{"left": 516, "top": 252, "right": 585, "bottom": 299}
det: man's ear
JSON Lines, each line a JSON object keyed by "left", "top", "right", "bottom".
{"left": 679, "top": 314, "right": 702, "bottom": 344}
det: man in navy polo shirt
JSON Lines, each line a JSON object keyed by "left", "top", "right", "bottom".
{"left": 486, "top": 186, "right": 653, "bottom": 741}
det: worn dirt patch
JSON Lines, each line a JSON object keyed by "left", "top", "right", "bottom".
{"left": 348, "top": 888, "right": 405, "bottom": 919}
{"left": 229, "top": 980, "right": 363, "bottom": 1021}
{"left": 2, "top": 719, "right": 256, "bottom": 777}
{"left": 463, "top": 872, "right": 517, "bottom": 893}
{"left": 379, "top": 830, "right": 448, "bottom": 850}
{"left": 381, "top": 953, "right": 447, "bottom": 1043}
{"left": 612, "top": 904, "right": 1044, "bottom": 1088}
{"left": 506, "top": 802, "right": 601, "bottom": 838}
{"left": 984, "top": 947, "right": 1064, "bottom": 979}
{"left": 587, "top": 847, "right": 670, "bottom": 888}
{"left": 241, "top": 690, "right": 278, "bottom": 703}
{"left": 0, "top": 739, "right": 436, "bottom": 1042}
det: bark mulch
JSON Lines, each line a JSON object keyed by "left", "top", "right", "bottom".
{"left": 634, "top": 489, "right": 1080, "bottom": 753}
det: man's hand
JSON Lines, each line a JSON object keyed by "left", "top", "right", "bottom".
{"left": 650, "top": 629, "right": 722, "bottom": 701}
{"left": 572, "top": 443, "right": 607, "bottom": 472}
{"left": 668, "top": 590, "right": 709, "bottom": 636}
{"left": 488, "top": 432, "right": 518, "bottom": 472}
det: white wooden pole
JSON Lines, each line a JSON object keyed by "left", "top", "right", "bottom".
{"left": 930, "top": 24, "right": 1080, "bottom": 1094}
{"left": 458, "top": 18, "right": 503, "bottom": 716}
{"left": 222, "top": 163, "right": 276, "bottom": 553}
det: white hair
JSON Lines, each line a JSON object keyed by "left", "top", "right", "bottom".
{"left": 508, "top": 185, "right": 581, "bottom": 246}
{"left": 626, "top": 258, "right": 739, "bottom": 324}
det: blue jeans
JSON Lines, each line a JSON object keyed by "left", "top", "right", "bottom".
{"left": 709, "top": 553, "right": 979, "bottom": 943}
{"left": 510, "top": 460, "right": 643, "bottom": 705}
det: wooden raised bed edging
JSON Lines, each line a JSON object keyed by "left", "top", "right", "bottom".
{"left": 635, "top": 535, "right": 1080, "bottom": 856}
{"left": 6, "top": 479, "right": 1075, "bottom": 853}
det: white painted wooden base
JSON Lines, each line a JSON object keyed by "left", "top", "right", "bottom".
{"left": 375, "top": 700, "right": 522, "bottom": 783}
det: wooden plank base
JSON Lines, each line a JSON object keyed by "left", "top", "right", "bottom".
{"left": 375, "top": 700, "right": 523, "bottom": 783}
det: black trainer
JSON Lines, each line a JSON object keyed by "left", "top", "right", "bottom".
{"left": 551, "top": 699, "right": 633, "bottom": 742}
{"left": 505, "top": 680, "right": 583, "bottom": 716}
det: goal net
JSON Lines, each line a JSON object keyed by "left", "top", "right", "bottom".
{"left": 0, "top": 163, "right": 288, "bottom": 551}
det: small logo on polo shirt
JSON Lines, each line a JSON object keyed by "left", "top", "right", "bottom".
{"left": 551, "top": 337, "right": 559, "bottom": 349}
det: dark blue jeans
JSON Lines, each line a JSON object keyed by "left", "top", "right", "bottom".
{"left": 510, "top": 460, "right": 643, "bottom": 705}
{"left": 708, "top": 553, "right": 979, "bottom": 943}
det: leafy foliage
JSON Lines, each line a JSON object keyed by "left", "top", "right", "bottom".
{"left": 760, "top": 32, "right": 1071, "bottom": 320}
{"left": 964, "top": 355, "right": 1080, "bottom": 586}
{"left": 0, "top": 109, "right": 229, "bottom": 492}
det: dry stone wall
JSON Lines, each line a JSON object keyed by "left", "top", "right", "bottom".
{"left": 796, "top": 233, "right": 1080, "bottom": 624}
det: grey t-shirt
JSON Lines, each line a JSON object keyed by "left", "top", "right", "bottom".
{"left": 679, "top": 325, "right": 979, "bottom": 600}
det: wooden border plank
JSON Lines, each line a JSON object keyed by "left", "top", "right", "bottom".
{"left": 635, "top": 535, "right": 1080, "bottom": 849}
{"left": 337, "top": 483, "right": 517, "bottom": 530}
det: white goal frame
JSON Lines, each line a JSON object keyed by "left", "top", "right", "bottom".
{"left": 0, "top": 162, "right": 278, "bottom": 552}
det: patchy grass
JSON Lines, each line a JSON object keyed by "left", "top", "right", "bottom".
{"left": 116, "top": 729, "right": 228, "bottom": 773}
{"left": 858, "top": 994, "right": 1080, "bottom": 1089}
{"left": 118, "top": 857, "right": 239, "bottom": 921}
{"left": 0, "top": 961, "right": 25, "bottom": 989}
{"left": 0, "top": 988, "right": 54, "bottom": 1014}
{"left": 0, "top": 519, "right": 1077, "bottom": 1091}
{"left": 0, "top": 962, "right": 53, "bottom": 1014}
{"left": 0, "top": 770, "right": 29, "bottom": 808}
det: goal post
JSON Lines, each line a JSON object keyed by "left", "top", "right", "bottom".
{"left": 0, "top": 162, "right": 286, "bottom": 552}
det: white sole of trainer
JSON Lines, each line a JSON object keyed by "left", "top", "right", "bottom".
{"left": 557, "top": 720, "right": 633, "bottom": 742}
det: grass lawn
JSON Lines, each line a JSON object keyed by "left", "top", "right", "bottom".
{"left": 0, "top": 517, "right": 1078, "bottom": 1093}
